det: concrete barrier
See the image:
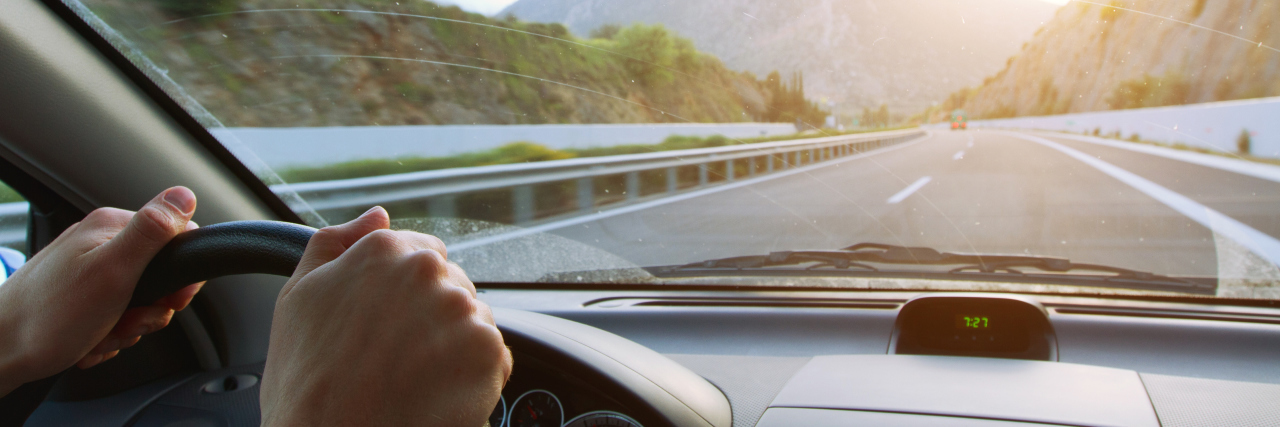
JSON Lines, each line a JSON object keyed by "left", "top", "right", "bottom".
{"left": 968, "top": 96, "right": 1280, "bottom": 158}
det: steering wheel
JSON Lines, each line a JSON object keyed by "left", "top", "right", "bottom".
{"left": 129, "top": 220, "right": 316, "bottom": 307}
{"left": 15, "top": 220, "right": 726, "bottom": 427}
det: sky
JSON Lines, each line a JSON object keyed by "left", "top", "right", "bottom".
{"left": 434, "top": 0, "right": 1071, "bottom": 16}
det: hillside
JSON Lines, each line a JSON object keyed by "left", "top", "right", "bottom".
{"left": 500, "top": 0, "right": 1060, "bottom": 113}
{"left": 925, "top": 0, "right": 1280, "bottom": 121}
{"left": 81, "top": 0, "right": 822, "bottom": 127}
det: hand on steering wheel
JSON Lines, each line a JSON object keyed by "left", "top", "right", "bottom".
{"left": 260, "top": 207, "right": 512, "bottom": 426}
{"left": 0, "top": 187, "right": 203, "bottom": 394}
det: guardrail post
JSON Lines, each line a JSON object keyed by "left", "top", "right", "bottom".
{"left": 811, "top": 148, "right": 817, "bottom": 162}
{"left": 577, "top": 178, "right": 593, "bottom": 213}
{"left": 698, "top": 163, "right": 709, "bottom": 186}
{"left": 767, "top": 154, "right": 775, "bottom": 172}
{"left": 513, "top": 185, "right": 534, "bottom": 225}
{"left": 428, "top": 194, "right": 456, "bottom": 218}
{"left": 726, "top": 160, "right": 735, "bottom": 181}
{"left": 666, "top": 167, "right": 678, "bottom": 193}
{"left": 626, "top": 172, "right": 640, "bottom": 201}
{"left": 794, "top": 151, "right": 802, "bottom": 166}
{"left": 748, "top": 157, "right": 757, "bottom": 176}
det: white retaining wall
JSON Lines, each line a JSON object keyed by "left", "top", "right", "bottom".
{"left": 968, "top": 96, "right": 1280, "bottom": 158}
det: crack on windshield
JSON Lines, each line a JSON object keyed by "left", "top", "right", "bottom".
{"left": 1068, "top": 0, "right": 1280, "bottom": 54}
{"left": 151, "top": 7, "right": 840, "bottom": 136}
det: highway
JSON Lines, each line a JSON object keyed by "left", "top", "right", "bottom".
{"left": 450, "top": 130, "right": 1280, "bottom": 286}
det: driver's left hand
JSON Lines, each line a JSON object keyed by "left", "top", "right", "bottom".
{"left": 0, "top": 187, "right": 204, "bottom": 396}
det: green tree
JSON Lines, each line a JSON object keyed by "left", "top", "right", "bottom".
{"left": 615, "top": 24, "right": 678, "bottom": 86}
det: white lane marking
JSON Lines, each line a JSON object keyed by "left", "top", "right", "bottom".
{"left": 450, "top": 133, "right": 934, "bottom": 252}
{"left": 1013, "top": 132, "right": 1280, "bottom": 267}
{"left": 953, "top": 150, "right": 965, "bottom": 160}
{"left": 1037, "top": 131, "right": 1280, "bottom": 184}
{"left": 887, "top": 176, "right": 933, "bottom": 204}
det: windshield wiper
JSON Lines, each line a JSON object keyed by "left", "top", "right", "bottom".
{"left": 650, "top": 243, "right": 1214, "bottom": 294}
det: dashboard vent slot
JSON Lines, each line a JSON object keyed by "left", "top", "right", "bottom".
{"left": 1052, "top": 306, "right": 1280, "bottom": 326}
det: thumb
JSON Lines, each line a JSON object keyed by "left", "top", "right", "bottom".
{"left": 96, "top": 186, "right": 197, "bottom": 273}
{"left": 281, "top": 206, "right": 390, "bottom": 297}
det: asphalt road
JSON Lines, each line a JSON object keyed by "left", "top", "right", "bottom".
{"left": 535, "top": 130, "right": 1280, "bottom": 278}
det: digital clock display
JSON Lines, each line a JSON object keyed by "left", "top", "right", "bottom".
{"left": 957, "top": 315, "right": 990, "bottom": 329}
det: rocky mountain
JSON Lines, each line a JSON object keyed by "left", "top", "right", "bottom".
{"left": 929, "top": 0, "right": 1280, "bottom": 120}
{"left": 82, "top": 0, "right": 808, "bottom": 127}
{"left": 500, "top": 0, "right": 1061, "bottom": 113}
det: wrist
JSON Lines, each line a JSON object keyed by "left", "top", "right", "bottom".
{"left": 0, "top": 304, "right": 37, "bottom": 395}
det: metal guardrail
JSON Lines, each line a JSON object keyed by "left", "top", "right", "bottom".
{"left": 272, "top": 129, "right": 925, "bottom": 224}
{"left": 0, "top": 129, "right": 923, "bottom": 244}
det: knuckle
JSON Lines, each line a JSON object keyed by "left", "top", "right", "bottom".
{"left": 409, "top": 249, "right": 447, "bottom": 277}
{"left": 361, "top": 229, "right": 401, "bottom": 251}
{"left": 467, "top": 321, "right": 512, "bottom": 376}
{"left": 435, "top": 285, "right": 476, "bottom": 318}
{"left": 422, "top": 234, "right": 447, "bottom": 257}
{"left": 132, "top": 206, "right": 177, "bottom": 243}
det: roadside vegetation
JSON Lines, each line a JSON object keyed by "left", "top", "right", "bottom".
{"left": 87, "top": 0, "right": 827, "bottom": 127}
{"left": 0, "top": 183, "right": 22, "bottom": 204}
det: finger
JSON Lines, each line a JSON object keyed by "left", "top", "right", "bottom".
{"left": 156, "top": 282, "right": 204, "bottom": 312}
{"left": 109, "top": 305, "right": 176, "bottom": 342}
{"left": 87, "top": 334, "right": 140, "bottom": 355}
{"left": 284, "top": 207, "right": 390, "bottom": 296}
{"left": 94, "top": 187, "right": 197, "bottom": 274}
{"left": 76, "top": 353, "right": 105, "bottom": 370}
{"left": 445, "top": 261, "right": 476, "bottom": 297}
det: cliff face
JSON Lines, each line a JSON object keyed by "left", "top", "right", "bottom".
{"left": 81, "top": 0, "right": 782, "bottom": 127}
{"left": 942, "top": 0, "right": 1280, "bottom": 120}
{"left": 501, "top": 0, "right": 1060, "bottom": 113}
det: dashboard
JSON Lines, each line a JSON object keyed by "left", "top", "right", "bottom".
{"left": 26, "top": 289, "right": 1280, "bottom": 427}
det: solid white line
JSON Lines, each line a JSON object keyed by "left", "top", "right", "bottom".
{"left": 1012, "top": 132, "right": 1280, "bottom": 267}
{"left": 1036, "top": 131, "right": 1280, "bottom": 184}
{"left": 953, "top": 150, "right": 965, "bottom": 160}
{"left": 449, "top": 132, "right": 933, "bottom": 252}
{"left": 887, "top": 176, "right": 933, "bottom": 204}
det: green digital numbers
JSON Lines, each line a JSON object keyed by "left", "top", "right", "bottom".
{"left": 958, "top": 315, "right": 990, "bottom": 329}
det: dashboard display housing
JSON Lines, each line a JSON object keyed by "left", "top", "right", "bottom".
{"left": 889, "top": 294, "right": 1058, "bottom": 361}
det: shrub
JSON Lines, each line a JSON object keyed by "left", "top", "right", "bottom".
{"left": 1106, "top": 72, "right": 1191, "bottom": 110}
{"left": 615, "top": 24, "right": 678, "bottom": 86}
{"left": 1189, "top": 0, "right": 1208, "bottom": 19}
{"left": 1238, "top": 129, "right": 1253, "bottom": 155}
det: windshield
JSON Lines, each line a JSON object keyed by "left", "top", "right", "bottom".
{"left": 65, "top": 0, "right": 1280, "bottom": 299}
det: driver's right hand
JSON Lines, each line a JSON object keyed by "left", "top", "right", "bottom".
{"left": 260, "top": 206, "right": 512, "bottom": 426}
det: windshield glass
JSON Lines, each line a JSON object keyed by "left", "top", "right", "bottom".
{"left": 65, "top": 0, "right": 1280, "bottom": 299}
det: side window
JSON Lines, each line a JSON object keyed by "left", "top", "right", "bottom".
{"left": 0, "top": 180, "right": 27, "bottom": 282}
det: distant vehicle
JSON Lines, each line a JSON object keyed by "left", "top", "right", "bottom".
{"left": 950, "top": 109, "right": 968, "bottom": 130}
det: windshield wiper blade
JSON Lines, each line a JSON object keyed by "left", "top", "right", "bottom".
{"left": 663, "top": 242, "right": 1198, "bottom": 285}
